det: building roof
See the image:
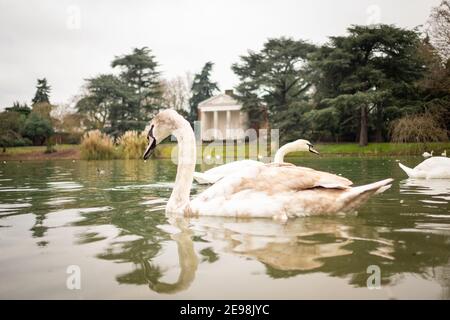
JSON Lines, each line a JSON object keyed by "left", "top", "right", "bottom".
{"left": 198, "top": 93, "right": 241, "bottom": 108}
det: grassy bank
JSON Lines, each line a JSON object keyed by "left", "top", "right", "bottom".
{"left": 1, "top": 142, "right": 449, "bottom": 161}
{"left": 0, "top": 144, "right": 80, "bottom": 160}
{"left": 154, "top": 141, "right": 450, "bottom": 159}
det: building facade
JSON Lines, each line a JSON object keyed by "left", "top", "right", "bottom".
{"left": 198, "top": 90, "right": 249, "bottom": 141}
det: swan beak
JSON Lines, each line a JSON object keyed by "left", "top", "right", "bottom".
{"left": 143, "top": 138, "right": 157, "bottom": 160}
{"left": 308, "top": 144, "right": 320, "bottom": 155}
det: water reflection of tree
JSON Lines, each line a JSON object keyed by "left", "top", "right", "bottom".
{"left": 2, "top": 162, "right": 59, "bottom": 246}
{"left": 67, "top": 159, "right": 450, "bottom": 295}
{"left": 77, "top": 208, "right": 450, "bottom": 295}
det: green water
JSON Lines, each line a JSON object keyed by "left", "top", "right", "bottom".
{"left": 0, "top": 157, "right": 449, "bottom": 299}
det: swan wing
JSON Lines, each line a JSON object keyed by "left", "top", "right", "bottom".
{"left": 234, "top": 164, "right": 353, "bottom": 194}
{"left": 203, "top": 159, "right": 263, "bottom": 176}
{"left": 194, "top": 163, "right": 353, "bottom": 202}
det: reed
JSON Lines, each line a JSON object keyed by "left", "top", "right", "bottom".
{"left": 117, "top": 130, "right": 147, "bottom": 159}
{"left": 80, "top": 130, "right": 116, "bottom": 160}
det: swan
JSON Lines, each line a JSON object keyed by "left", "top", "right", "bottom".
{"left": 193, "top": 139, "right": 320, "bottom": 184}
{"left": 143, "top": 110, "right": 393, "bottom": 219}
{"left": 442, "top": 150, "right": 447, "bottom": 157}
{"left": 423, "top": 151, "right": 433, "bottom": 158}
{"left": 398, "top": 157, "right": 450, "bottom": 179}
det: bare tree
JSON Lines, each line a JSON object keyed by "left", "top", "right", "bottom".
{"left": 428, "top": 0, "right": 450, "bottom": 62}
{"left": 160, "top": 72, "right": 193, "bottom": 111}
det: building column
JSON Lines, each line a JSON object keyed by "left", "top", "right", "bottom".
{"left": 200, "top": 111, "right": 205, "bottom": 141}
{"left": 213, "top": 111, "right": 218, "bottom": 140}
{"left": 226, "top": 110, "right": 231, "bottom": 140}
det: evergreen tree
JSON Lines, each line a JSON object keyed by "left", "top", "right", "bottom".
{"left": 310, "top": 25, "right": 425, "bottom": 145}
{"left": 189, "top": 62, "right": 219, "bottom": 123}
{"left": 76, "top": 74, "right": 125, "bottom": 134}
{"left": 32, "top": 78, "right": 51, "bottom": 105}
{"left": 111, "top": 47, "right": 162, "bottom": 130}
{"left": 5, "top": 101, "right": 31, "bottom": 117}
{"left": 232, "top": 37, "right": 316, "bottom": 141}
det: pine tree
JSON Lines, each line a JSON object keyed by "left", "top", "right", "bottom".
{"left": 111, "top": 47, "right": 162, "bottom": 130}
{"left": 189, "top": 62, "right": 219, "bottom": 123}
{"left": 310, "top": 25, "right": 425, "bottom": 146}
{"left": 32, "top": 78, "right": 51, "bottom": 105}
{"left": 232, "top": 37, "right": 316, "bottom": 140}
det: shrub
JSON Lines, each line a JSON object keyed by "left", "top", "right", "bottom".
{"left": 22, "top": 112, "right": 54, "bottom": 145}
{"left": 117, "top": 131, "right": 147, "bottom": 159}
{"left": 390, "top": 113, "right": 448, "bottom": 143}
{"left": 80, "top": 130, "right": 115, "bottom": 160}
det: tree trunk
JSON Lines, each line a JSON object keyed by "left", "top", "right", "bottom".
{"left": 359, "top": 105, "right": 368, "bottom": 146}
{"left": 374, "top": 104, "right": 384, "bottom": 142}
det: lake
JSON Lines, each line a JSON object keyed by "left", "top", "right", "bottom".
{"left": 0, "top": 157, "right": 449, "bottom": 299}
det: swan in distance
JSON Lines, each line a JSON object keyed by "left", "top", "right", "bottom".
{"left": 422, "top": 151, "right": 433, "bottom": 158}
{"left": 143, "top": 110, "right": 393, "bottom": 219}
{"left": 193, "top": 139, "right": 320, "bottom": 184}
{"left": 399, "top": 157, "right": 450, "bottom": 179}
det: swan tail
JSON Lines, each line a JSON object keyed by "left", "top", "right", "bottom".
{"left": 339, "top": 178, "right": 393, "bottom": 212}
{"left": 398, "top": 163, "right": 415, "bottom": 178}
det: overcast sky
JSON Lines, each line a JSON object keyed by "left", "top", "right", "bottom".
{"left": 0, "top": 0, "right": 441, "bottom": 109}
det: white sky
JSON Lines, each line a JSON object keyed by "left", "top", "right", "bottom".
{"left": 0, "top": 0, "right": 441, "bottom": 109}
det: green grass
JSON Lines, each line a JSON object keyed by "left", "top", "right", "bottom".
{"left": 2, "top": 144, "right": 79, "bottom": 155}
{"left": 310, "top": 142, "right": 450, "bottom": 156}
{"left": 154, "top": 141, "right": 450, "bottom": 159}
{"left": 2, "top": 142, "right": 449, "bottom": 160}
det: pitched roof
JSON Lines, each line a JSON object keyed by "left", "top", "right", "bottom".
{"left": 198, "top": 93, "right": 241, "bottom": 107}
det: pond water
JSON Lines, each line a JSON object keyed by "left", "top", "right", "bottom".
{"left": 0, "top": 157, "right": 449, "bottom": 299}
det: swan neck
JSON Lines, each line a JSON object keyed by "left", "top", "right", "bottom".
{"left": 168, "top": 118, "right": 196, "bottom": 212}
{"left": 274, "top": 143, "right": 293, "bottom": 163}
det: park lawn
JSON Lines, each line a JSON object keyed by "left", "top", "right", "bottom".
{"left": 292, "top": 142, "right": 450, "bottom": 157}
{"left": 1, "top": 142, "right": 449, "bottom": 160}
{"left": 154, "top": 141, "right": 450, "bottom": 159}
{"left": 0, "top": 144, "right": 80, "bottom": 160}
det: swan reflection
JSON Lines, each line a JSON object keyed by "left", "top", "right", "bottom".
{"left": 400, "top": 178, "right": 450, "bottom": 202}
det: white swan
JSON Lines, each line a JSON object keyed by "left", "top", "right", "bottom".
{"left": 422, "top": 150, "right": 433, "bottom": 158}
{"left": 193, "top": 139, "right": 320, "bottom": 184}
{"left": 143, "top": 110, "right": 393, "bottom": 219}
{"left": 398, "top": 157, "right": 450, "bottom": 179}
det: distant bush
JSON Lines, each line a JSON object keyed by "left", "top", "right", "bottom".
{"left": 390, "top": 113, "right": 448, "bottom": 143}
{"left": 22, "top": 112, "right": 54, "bottom": 145}
{"left": 117, "top": 130, "right": 147, "bottom": 159}
{"left": 80, "top": 130, "right": 116, "bottom": 160}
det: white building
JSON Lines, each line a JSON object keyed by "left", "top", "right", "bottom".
{"left": 198, "top": 90, "right": 249, "bottom": 141}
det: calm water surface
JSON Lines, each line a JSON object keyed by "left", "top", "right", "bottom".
{"left": 0, "top": 157, "right": 449, "bottom": 299}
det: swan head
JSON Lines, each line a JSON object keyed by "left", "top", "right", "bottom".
{"left": 290, "top": 139, "right": 320, "bottom": 155}
{"left": 143, "top": 109, "right": 185, "bottom": 160}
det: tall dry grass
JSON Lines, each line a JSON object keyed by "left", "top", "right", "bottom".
{"left": 117, "top": 130, "right": 147, "bottom": 159}
{"left": 390, "top": 114, "right": 448, "bottom": 143}
{"left": 80, "top": 130, "right": 116, "bottom": 160}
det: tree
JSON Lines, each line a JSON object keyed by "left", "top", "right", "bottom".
{"left": 22, "top": 112, "right": 54, "bottom": 145}
{"left": 310, "top": 25, "right": 425, "bottom": 146}
{"left": 189, "top": 62, "right": 219, "bottom": 123}
{"left": 416, "top": 37, "right": 450, "bottom": 132}
{"left": 76, "top": 74, "right": 124, "bottom": 133}
{"left": 5, "top": 101, "right": 31, "bottom": 117}
{"left": 161, "top": 73, "right": 193, "bottom": 111}
{"left": 111, "top": 47, "right": 162, "bottom": 129}
{"left": 232, "top": 37, "right": 316, "bottom": 141}
{"left": 32, "top": 78, "right": 51, "bottom": 105}
{"left": 428, "top": 0, "right": 450, "bottom": 62}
